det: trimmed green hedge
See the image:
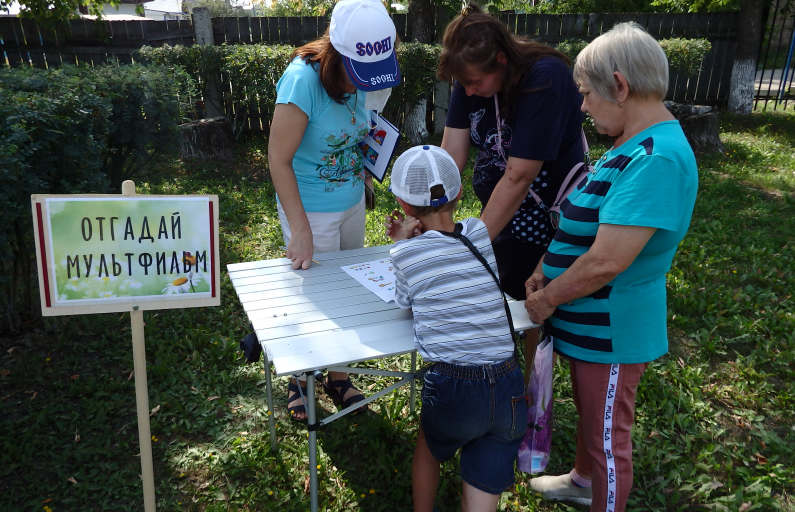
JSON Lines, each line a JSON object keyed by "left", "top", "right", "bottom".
{"left": 658, "top": 37, "right": 713, "bottom": 77}
{"left": 135, "top": 42, "right": 442, "bottom": 132}
{"left": 0, "top": 63, "right": 195, "bottom": 332}
{"left": 557, "top": 37, "right": 713, "bottom": 77}
{"left": 137, "top": 43, "right": 293, "bottom": 137}
{"left": 137, "top": 37, "right": 711, "bottom": 138}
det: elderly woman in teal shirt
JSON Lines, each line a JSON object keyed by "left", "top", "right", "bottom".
{"left": 524, "top": 23, "right": 698, "bottom": 512}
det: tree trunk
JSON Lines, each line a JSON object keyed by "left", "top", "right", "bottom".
{"left": 408, "top": 0, "right": 435, "bottom": 43}
{"left": 665, "top": 102, "right": 726, "bottom": 155}
{"left": 727, "top": 0, "right": 765, "bottom": 114}
{"left": 433, "top": 80, "right": 449, "bottom": 136}
{"left": 180, "top": 117, "right": 236, "bottom": 161}
{"left": 403, "top": 0, "right": 435, "bottom": 144}
{"left": 679, "top": 113, "right": 726, "bottom": 155}
{"left": 192, "top": 7, "right": 225, "bottom": 119}
{"left": 404, "top": 99, "right": 429, "bottom": 145}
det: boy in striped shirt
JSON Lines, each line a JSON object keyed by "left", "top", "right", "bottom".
{"left": 385, "top": 145, "right": 526, "bottom": 512}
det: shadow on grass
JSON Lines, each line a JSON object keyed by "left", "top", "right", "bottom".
{"left": 317, "top": 408, "right": 416, "bottom": 511}
{"left": 316, "top": 399, "right": 476, "bottom": 512}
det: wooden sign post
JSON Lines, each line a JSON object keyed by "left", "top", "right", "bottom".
{"left": 31, "top": 181, "right": 221, "bottom": 512}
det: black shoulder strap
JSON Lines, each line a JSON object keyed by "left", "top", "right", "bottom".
{"left": 439, "top": 223, "right": 523, "bottom": 359}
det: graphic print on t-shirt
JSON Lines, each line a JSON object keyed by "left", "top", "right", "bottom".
{"left": 468, "top": 105, "right": 553, "bottom": 245}
{"left": 317, "top": 128, "right": 367, "bottom": 190}
{"left": 446, "top": 58, "right": 585, "bottom": 239}
{"left": 469, "top": 109, "right": 485, "bottom": 145}
{"left": 473, "top": 115, "right": 511, "bottom": 187}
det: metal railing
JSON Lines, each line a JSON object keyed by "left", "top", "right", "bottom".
{"left": 755, "top": 0, "right": 795, "bottom": 110}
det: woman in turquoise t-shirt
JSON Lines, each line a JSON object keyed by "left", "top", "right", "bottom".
{"left": 267, "top": 0, "right": 400, "bottom": 422}
{"left": 523, "top": 23, "right": 698, "bottom": 512}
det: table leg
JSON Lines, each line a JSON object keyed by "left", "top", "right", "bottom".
{"left": 307, "top": 372, "right": 319, "bottom": 512}
{"left": 263, "top": 352, "right": 277, "bottom": 452}
{"left": 410, "top": 351, "right": 417, "bottom": 414}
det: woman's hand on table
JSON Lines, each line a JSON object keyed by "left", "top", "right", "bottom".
{"left": 287, "top": 228, "right": 314, "bottom": 270}
{"left": 385, "top": 210, "right": 421, "bottom": 242}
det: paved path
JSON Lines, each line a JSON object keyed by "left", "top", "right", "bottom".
{"left": 755, "top": 69, "right": 795, "bottom": 97}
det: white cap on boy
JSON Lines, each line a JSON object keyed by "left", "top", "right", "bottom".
{"left": 329, "top": 0, "right": 401, "bottom": 91}
{"left": 390, "top": 146, "right": 461, "bottom": 207}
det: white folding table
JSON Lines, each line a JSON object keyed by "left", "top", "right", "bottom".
{"left": 227, "top": 245, "right": 538, "bottom": 512}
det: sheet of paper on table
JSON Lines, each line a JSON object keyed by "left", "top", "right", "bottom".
{"left": 341, "top": 257, "right": 397, "bottom": 303}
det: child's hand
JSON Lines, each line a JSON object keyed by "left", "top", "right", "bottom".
{"left": 385, "top": 210, "right": 422, "bottom": 241}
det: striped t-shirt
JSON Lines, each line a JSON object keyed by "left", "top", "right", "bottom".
{"left": 390, "top": 217, "right": 515, "bottom": 366}
{"left": 543, "top": 121, "right": 698, "bottom": 364}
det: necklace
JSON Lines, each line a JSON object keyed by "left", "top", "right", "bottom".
{"left": 344, "top": 91, "right": 357, "bottom": 125}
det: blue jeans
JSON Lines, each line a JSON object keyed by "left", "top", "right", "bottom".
{"left": 420, "top": 357, "right": 527, "bottom": 494}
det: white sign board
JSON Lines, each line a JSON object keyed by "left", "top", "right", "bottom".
{"left": 32, "top": 193, "right": 221, "bottom": 316}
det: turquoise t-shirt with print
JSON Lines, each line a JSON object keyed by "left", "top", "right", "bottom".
{"left": 542, "top": 120, "right": 698, "bottom": 364}
{"left": 275, "top": 57, "right": 370, "bottom": 213}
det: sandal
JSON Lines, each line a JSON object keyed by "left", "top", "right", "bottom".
{"left": 287, "top": 379, "right": 308, "bottom": 423}
{"left": 322, "top": 375, "right": 367, "bottom": 413}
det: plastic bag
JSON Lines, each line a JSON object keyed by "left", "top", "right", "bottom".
{"left": 517, "top": 335, "right": 554, "bottom": 473}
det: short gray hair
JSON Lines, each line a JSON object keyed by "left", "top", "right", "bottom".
{"left": 573, "top": 22, "right": 669, "bottom": 102}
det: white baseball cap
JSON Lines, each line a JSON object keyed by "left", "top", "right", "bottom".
{"left": 389, "top": 145, "right": 461, "bottom": 207}
{"left": 329, "top": 0, "right": 401, "bottom": 91}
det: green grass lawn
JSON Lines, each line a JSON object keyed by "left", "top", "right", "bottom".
{"left": 1, "top": 111, "right": 794, "bottom": 512}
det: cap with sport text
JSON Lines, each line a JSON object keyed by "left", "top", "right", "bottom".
{"left": 329, "top": 0, "right": 401, "bottom": 91}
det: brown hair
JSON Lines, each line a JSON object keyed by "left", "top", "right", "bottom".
{"left": 438, "top": 3, "right": 569, "bottom": 117}
{"left": 410, "top": 185, "right": 460, "bottom": 217}
{"left": 292, "top": 30, "right": 351, "bottom": 104}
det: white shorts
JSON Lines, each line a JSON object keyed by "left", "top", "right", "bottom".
{"left": 277, "top": 194, "right": 365, "bottom": 254}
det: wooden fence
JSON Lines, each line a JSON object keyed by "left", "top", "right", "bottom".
{"left": 206, "top": 11, "right": 739, "bottom": 107}
{"left": 1, "top": 11, "right": 739, "bottom": 108}
{"left": 0, "top": 17, "right": 193, "bottom": 67}
{"left": 209, "top": 14, "right": 412, "bottom": 46}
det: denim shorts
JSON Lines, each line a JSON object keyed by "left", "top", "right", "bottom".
{"left": 420, "top": 357, "right": 527, "bottom": 495}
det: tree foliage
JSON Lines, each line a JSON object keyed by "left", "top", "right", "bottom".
{"left": 255, "top": 0, "right": 336, "bottom": 16}
{"left": 0, "top": 0, "right": 119, "bottom": 30}
{"left": 650, "top": 0, "right": 740, "bottom": 12}
{"left": 182, "top": 0, "right": 248, "bottom": 17}
{"left": 488, "top": 0, "right": 739, "bottom": 13}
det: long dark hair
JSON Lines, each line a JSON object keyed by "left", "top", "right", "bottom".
{"left": 438, "top": 3, "right": 569, "bottom": 116}
{"left": 292, "top": 29, "right": 351, "bottom": 104}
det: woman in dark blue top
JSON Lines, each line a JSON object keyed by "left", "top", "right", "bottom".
{"left": 438, "top": 3, "right": 584, "bottom": 380}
